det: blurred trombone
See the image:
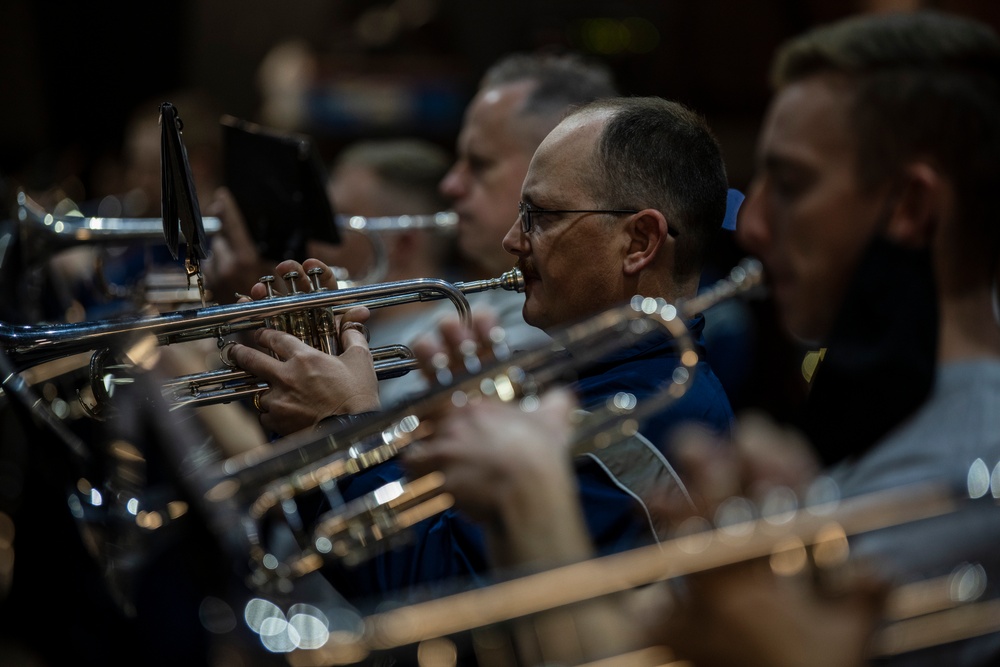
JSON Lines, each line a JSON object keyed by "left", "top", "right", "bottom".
{"left": 344, "top": 476, "right": 1000, "bottom": 665}
{"left": 13, "top": 190, "right": 222, "bottom": 310}
{"left": 330, "top": 211, "right": 457, "bottom": 288}
{"left": 15, "top": 190, "right": 222, "bottom": 257}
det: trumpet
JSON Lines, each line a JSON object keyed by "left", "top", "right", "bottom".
{"left": 192, "top": 259, "right": 763, "bottom": 581}
{"left": 0, "top": 267, "right": 524, "bottom": 418}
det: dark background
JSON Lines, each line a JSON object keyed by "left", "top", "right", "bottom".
{"left": 4, "top": 0, "right": 1000, "bottom": 204}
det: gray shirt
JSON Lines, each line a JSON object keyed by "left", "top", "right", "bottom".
{"left": 827, "top": 360, "right": 1000, "bottom": 665}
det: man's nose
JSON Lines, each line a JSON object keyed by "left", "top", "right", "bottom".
{"left": 439, "top": 163, "right": 466, "bottom": 200}
{"left": 734, "top": 179, "right": 770, "bottom": 256}
{"left": 502, "top": 218, "right": 527, "bottom": 256}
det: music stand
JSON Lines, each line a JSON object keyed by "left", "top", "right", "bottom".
{"left": 221, "top": 116, "right": 340, "bottom": 261}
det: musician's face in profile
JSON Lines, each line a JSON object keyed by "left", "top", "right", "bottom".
{"left": 504, "top": 111, "right": 627, "bottom": 331}
{"left": 737, "top": 75, "right": 889, "bottom": 343}
{"left": 440, "top": 82, "right": 536, "bottom": 277}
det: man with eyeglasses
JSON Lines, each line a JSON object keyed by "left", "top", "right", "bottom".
{"left": 483, "top": 95, "right": 734, "bottom": 449}
{"left": 394, "top": 95, "right": 736, "bottom": 581}
{"left": 228, "top": 94, "right": 735, "bottom": 612}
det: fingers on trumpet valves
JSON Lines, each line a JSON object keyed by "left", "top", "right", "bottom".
{"left": 301, "top": 258, "right": 338, "bottom": 290}
{"left": 252, "top": 260, "right": 337, "bottom": 298}
{"left": 282, "top": 260, "right": 338, "bottom": 294}
{"left": 252, "top": 275, "right": 276, "bottom": 300}
{"left": 339, "top": 320, "right": 371, "bottom": 344}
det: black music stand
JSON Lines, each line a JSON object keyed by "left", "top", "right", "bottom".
{"left": 221, "top": 116, "right": 340, "bottom": 262}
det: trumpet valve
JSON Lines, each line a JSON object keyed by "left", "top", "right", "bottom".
{"left": 282, "top": 271, "right": 301, "bottom": 295}
{"left": 259, "top": 275, "right": 277, "bottom": 298}
{"left": 306, "top": 267, "right": 327, "bottom": 292}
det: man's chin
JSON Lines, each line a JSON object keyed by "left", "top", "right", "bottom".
{"left": 521, "top": 302, "right": 546, "bottom": 331}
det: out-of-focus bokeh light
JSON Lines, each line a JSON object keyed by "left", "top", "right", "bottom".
{"left": 760, "top": 486, "right": 798, "bottom": 525}
{"left": 967, "top": 458, "right": 990, "bottom": 499}
{"left": 417, "top": 637, "right": 457, "bottom": 667}
{"left": 243, "top": 597, "right": 364, "bottom": 658}
{"left": 950, "top": 563, "right": 987, "bottom": 603}
{"left": 769, "top": 537, "right": 808, "bottom": 576}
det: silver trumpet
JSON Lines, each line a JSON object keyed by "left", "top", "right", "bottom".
{"left": 0, "top": 267, "right": 524, "bottom": 417}
{"left": 192, "top": 259, "right": 764, "bottom": 583}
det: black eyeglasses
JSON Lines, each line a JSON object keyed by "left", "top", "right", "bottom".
{"left": 518, "top": 201, "right": 678, "bottom": 236}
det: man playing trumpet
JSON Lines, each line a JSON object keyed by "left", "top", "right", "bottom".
{"left": 227, "top": 94, "right": 737, "bottom": 602}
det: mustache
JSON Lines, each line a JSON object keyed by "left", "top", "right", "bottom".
{"left": 517, "top": 259, "right": 538, "bottom": 278}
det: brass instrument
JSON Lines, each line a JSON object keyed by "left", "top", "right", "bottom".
{"left": 301, "top": 259, "right": 766, "bottom": 567}
{"left": 15, "top": 191, "right": 222, "bottom": 255}
{"left": 191, "top": 259, "right": 763, "bottom": 583}
{"left": 346, "top": 477, "right": 999, "bottom": 663}
{"left": 0, "top": 267, "right": 524, "bottom": 418}
{"left": 13, "top": 190, "right": 222, "bottom": 309}
{"left": 330, "top": 211, "right": 457, "bottom": 288}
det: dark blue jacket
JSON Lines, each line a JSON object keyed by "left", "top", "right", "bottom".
{"left": 324, "top": 317, "right": 733, "bottom": 607}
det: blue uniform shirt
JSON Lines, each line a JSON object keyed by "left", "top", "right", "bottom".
{"left": 324, "top": 316, "right": 733, "bottom": 607}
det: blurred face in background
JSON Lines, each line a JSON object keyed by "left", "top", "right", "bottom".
{"left": 737, "top": 75, "right": 889, "bottom": 344}
{"left": 439, "top": 81, "right": 537, "bottom": 277}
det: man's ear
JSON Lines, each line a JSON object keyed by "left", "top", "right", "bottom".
{"left": 623, "top": 209, "right": 669, "bottom": 275}
{"left": 885, "top": 162, "right": 946, "bottom": 249}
